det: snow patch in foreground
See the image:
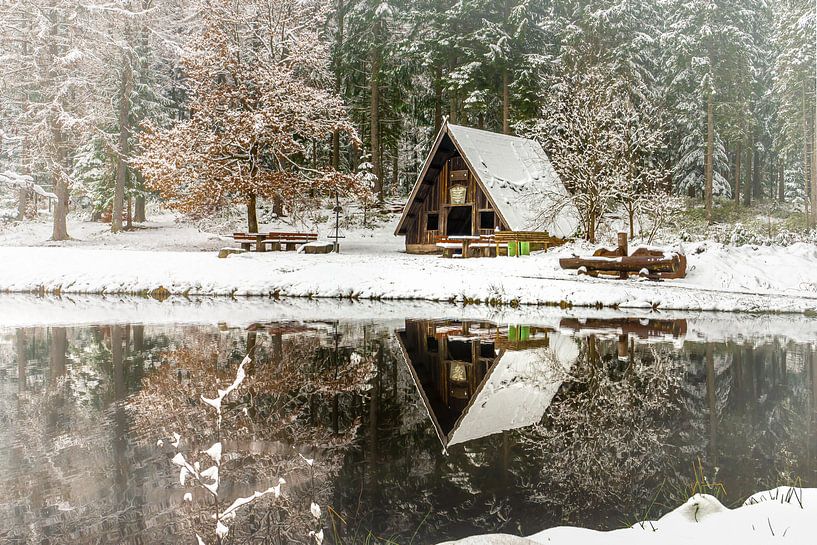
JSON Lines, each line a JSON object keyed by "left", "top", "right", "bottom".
{"left": 439, "top": 487, "right": 815, "bottom": 544}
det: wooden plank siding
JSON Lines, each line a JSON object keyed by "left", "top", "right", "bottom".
{"left": 405, "top": 155, "right": 507, "bottom": 253}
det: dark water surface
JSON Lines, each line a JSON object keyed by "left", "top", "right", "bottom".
{"left": 1, "top": 297, "right": 816, "bottom": 544}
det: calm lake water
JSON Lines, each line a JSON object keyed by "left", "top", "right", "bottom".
{"left": 1, "top": 296, "right": 816, "bottom": 544}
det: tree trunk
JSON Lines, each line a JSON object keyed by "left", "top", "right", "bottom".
{"left": 17, "top": 187, "right": 28, "bottom": 221}
{"left": 778, "top": 156, "right": 785, "bottom": 202}
{"left": 744, "top": 138, "right": 753, "bottom": 207}
{"left": 16, "top": 329, "right": 27, "bottom": 394}
{"left": 391, "top": 149, "right": 398, "bottom": 194}
{"left": 113, "top": 53, "right": 133, "bottom": 233}
{"left": 134, "top": 170, "right": 147, "bottom": 222}
{"left": 49, "top": 327, "right": 67, "bottom": 386}
{"left": 628, "top": 205, "right": 635, "bottom": 240}
{"left": 331, "top": 0, "right": 344, "bottom": 171}
{"left": 370, "top": 46, "right": 383, "bottom": 201}
{"left": 448, "top": 53, "right": 458, "bottom": 124}
{"left": 50, "top": 127, "right": 69, "bottom": 241}
{"left": 802, "top": 84, "right": 811, "bottom": 224}
{"left": 734, "top": 141, "right": 741, "bottom": 204}
{"left": 812, "top": 95, "right": 817, "bottom": 226}
{"left": 752, "top": 136, "right": 762, "bottom": 201}
{"left": 132, "top": 324, "right": 144, "bottom": 353}
{"left": 17, "top": 130, "right": 30, "bottom": 220}
{"left": 704, "top": 94, "right": 714, "bottom": 224}
{"left": 502, "top": 68, "right": 510, "bottom": 135}
{"left": 434, "top": 65, "right": 442, "bottom": 133}
{"left": 706, "top": 344, "right": 718, "bottom": 463}
{"left": 247, "top": 194, "right": 258, "bottom": 233}
{"left": 18, "top": 38, "right": 30, "bottom": 221}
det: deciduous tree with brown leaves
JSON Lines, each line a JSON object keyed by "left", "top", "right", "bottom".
{"left": 136, "top": 0, "right": 367, "bottom": 232}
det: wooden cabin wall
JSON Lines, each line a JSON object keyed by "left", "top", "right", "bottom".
{"left": 406, "top": 154, "right": 508, "bottom": 253}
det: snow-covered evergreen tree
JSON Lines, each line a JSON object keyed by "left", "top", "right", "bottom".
{"left": 662, "top": 0, "right": 757, "bottom": 211}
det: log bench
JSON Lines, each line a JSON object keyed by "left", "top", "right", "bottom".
{"left": 232, "top": 232, "right": 318, "bottom": 252}
{"left": 559, "top": 233, "right": 687, "bottom": 280}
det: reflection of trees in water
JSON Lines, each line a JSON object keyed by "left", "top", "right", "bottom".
{"left": 340, "top": 335, "right": 817, "bottom": 544}
{"left": 128, "top": 323, "right": 381, "bottom": 544}
{"left": 3, "top": 322, "right": 816, "bottom": 544}
{"left": 693, "top": 341, "right": 817, "bottom": 507}
{"left": 515, "top": 337, "right": 687, "bottom": 526}
{"left": 513, "top": 338, "right": 817, "bottom": 527}
{"left": 1, "top": 325, "right": 177, "bottom": 544}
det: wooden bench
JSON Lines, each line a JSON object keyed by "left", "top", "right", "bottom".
{"left": 232, "top": 232, "right": 318, "bottom": 252}
{"left": 493, "top": 230, "right": 567, "bottom": 256}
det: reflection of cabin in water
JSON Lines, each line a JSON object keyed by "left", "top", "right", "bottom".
{"left": 394, "top": 121, "right": 580, "bottom": 254}
{"left": 396, "top": 319, "right": 579, "bottom": 448}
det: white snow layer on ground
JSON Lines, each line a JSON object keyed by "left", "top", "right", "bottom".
{"left": 0, "top": 241, "right": 816, "bottom": 312}
{"left": 0, "top": 214, "right": 816, "bottom": 312}
{"left": 439, "top": 487, "right": 816, "bottom": 545}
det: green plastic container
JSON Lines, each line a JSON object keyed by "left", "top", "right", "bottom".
{"left": 508, "top": 325, "right": 518, "bottom": 341}
{"left": 520, "top": 326, "right": 530, "bottom": 341}
{"left": 507, "top": 242, "right": 518, "bottom": 257}
{"left": 520, "top": 241, "right": 530, "bottom": 256}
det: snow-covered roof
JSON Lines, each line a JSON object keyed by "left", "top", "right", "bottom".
{"left": 446, "top": 333, "right": 578, "bottom": 447}
{"left": 398, "top": 328, "right": 580, "bottom": 449}
{"left": 395, "top": 122, "right": 580, "bottom": 237}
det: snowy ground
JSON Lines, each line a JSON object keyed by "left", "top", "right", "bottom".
{"left": 1, "top": 212, "right": 816, "bottom": 313}
{"left": 439, "top": 487, "right": 816, "bottom": 545}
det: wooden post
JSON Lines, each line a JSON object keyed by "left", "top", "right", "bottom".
{"left": 617, "top": 334, "right": 629, "bottom": 360}
{"left": 617, "top": 232, "right": 629, "bottom": 279}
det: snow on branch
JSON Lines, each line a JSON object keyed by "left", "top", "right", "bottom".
{"left": 0, "top": 170, "right": 57, "bottom": 200}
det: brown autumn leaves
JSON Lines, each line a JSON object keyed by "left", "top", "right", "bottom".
{"left": 136, "top": 1, "right": 372, "bottom": 229}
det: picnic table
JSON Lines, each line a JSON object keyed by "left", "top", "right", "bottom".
{"left": 436, "top": 235, "right": 495, "bottom": 258}
{"left": 232, "top": 232, "right": 318, "bottom": 252}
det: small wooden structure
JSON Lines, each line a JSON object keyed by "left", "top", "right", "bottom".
{"left": 394, "top": 121, "right": 579, "bottom": 255}
{"left": 559, "top": 233, "right": 687, "bottom": 280}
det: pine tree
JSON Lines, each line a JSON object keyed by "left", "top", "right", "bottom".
{"left": 0, "top": 0, "right": 105, "bottom": 240}
{"left": 662, "top": 0, "right": 757, "bottom": 221}
{"left": 772, "top": 0, "right": 816, "bottom": 225}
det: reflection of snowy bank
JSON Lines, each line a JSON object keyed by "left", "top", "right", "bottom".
{"left": 440, "top": 487, "right": 817, "bottom": 544}
{"left": 0, "top": 294, "right": 815, "bottom": 346}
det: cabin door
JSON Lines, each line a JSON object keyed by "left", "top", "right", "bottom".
{"left": 446, "top": 205, "right": 472, "bottom": 236}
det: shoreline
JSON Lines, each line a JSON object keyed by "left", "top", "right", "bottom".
{"left": 1, "top": 245, "right": 816, "bottom": 315}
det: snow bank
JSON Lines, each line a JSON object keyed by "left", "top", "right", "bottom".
{"left": 0, "top": 242, "right": 816, "bottom": 313}
{"left": 438, "top": 487, "right": 817, "bottom": 545}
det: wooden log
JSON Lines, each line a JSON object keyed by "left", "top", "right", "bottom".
{"left": 559, "top": 317, "right": 688, "bottom": 338}
{"left": 617, "top": 232, "right": 628, "bottom": 279}
{"left": 559, "top": 254, "right": 682, "bottom": 274}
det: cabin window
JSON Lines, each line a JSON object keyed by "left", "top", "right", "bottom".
{"left": 426, "top": 212, "right": 439, "bottom": 231}
{"left": 479, "top": 210, "right": 495, "bottom": 230}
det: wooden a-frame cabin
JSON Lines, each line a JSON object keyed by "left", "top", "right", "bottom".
{"left": 394, "top": 121, "right": 579, "bottom": 254}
